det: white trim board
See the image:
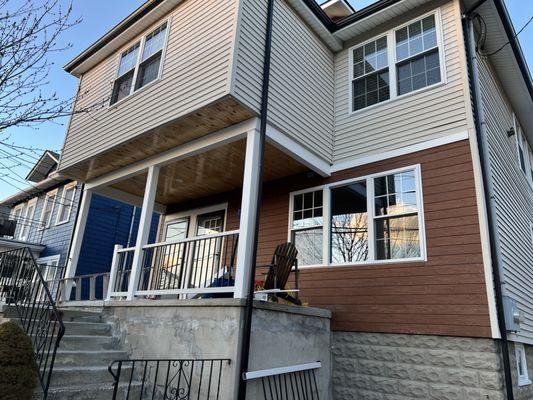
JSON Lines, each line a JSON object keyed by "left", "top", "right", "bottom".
{"left": 331, "top": 131, "right": 469, "bottom": 173}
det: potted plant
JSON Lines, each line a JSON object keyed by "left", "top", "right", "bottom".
{"left": 253, "top": 280, "right": 268, "bottom": 301}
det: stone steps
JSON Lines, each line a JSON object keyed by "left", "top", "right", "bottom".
{"left": 36, "top": 382, "right": 142, "bottom": 400}
{"left": 54, "top": 350, "right": 127, "bottom": 367}
{"left": 51, "top": 365, "right": 131, "bottom": 387}
{"left": 10, "top": 318, "right": 112, "bottom": 336}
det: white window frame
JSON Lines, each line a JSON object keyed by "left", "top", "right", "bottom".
{"left": 160, "top": 203, "right": 228, "bottom": 242}
{"left": 515, "top": 343, "right": 532, "bottom": 386}
{"left": 109, "top": 17, "right": 172, "bottom": 107}
{"left": 288, "top": 165, "right": 427, "bottom": 268}
{"left": 514, "top": 115, "right": 533, "bottom": 187}
{"left": 18, "top": 198, "right": 37, "bottom": 241}
{"left": 38, "top": 189, "right": 58, "bottom": 230}
{"left": 348, "top": 8, "right": 446, "bottom": 115}
{"left": 12, "top": 203, "right": 26, "bottom": 239}
{"left": 55, "top": 182, "right": 77, "bottom": 226}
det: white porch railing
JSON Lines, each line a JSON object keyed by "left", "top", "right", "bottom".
{"left": 107, "top": 230, "right": 239, "bottom": 300}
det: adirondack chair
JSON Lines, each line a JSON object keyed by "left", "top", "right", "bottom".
{"left": 255, "top": 242, "right": 301, "bottom": 305}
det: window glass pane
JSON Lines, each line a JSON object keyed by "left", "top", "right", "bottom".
{"left": 375, "top": 171, "right": 418, "bottom": 216}
{"left": 353, "top": 70, "right": 390, "bottom": 111}
{"left": 396, "top": 15, "right": 437, "bottom": 61}
{"left": 293, "top": 228, "right": 323, "bottom": 266}
{"left": 397, "top": 49, "right": 440, "bottom": 95}
{"left": 165, "top": 220, "right": 188, "bottom": 241}
{"left": 118, "top": 44, "right": 140, "bottom": 76}
{"left": 375, "top": 215, "right": 420, "bottom": 260}
{"left": 111, "top": 71, "right": 134, "bottom": 104}
{"left": 292, "top": 190, "right": 323, "bottom": 229}
{"left": 331, "top": 182, "right": 369, "bottom": 263}
{"left": 135, "top": 54, "right": 162, "bottom": 89}
{"left": 42, "top": 194, "right": 55, "bottom": 228}
{"left": 142, "top": 24, "right": 167, "bottom": 61}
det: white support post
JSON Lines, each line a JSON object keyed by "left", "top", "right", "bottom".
{"left": 234, "top": 129, "right": 261, "bottom": 299}
{"left": 126, "top": 165, "right": 160, "bottom": 300}
{"left": 106, "top": 244, "right": 123, "bottom": 301}
{"left": 63, "top": 188, "right": 93, "bottom": 300}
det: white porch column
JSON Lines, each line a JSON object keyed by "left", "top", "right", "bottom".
{"left": 126, "top": 165, "right": 160, "bottom": 300}
{"left": 63, "top": 188, "right": 93, "bottom": 300}
{"left": 234, "top": 129, "right": 261, "bottom": 299}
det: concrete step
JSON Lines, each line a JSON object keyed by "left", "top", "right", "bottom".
{"left": 37, "top": 382, "right": 142, "bottom": 400}
{"left": 55, "top": 350, "right": 128, "bottom": 367}
{"left": 50, "top": 365, "right": 130, "bottom": 387}
{"left": 11, "top": 318, "right": 112, "bottom": 336}
{"left": 29, "top": 334, "right": 119, "bottom": 351}
{"left": 58, "top": 309, "right": 104, "bottom": 323}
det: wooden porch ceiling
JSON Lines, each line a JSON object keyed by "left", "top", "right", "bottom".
{"left": 60, "top": 97, "right": 255, "bottom": 182}
{"left": 110, "top": 139, "right": 309, "bottom": 205}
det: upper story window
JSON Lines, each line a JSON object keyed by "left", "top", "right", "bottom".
{"left": 12, "top": 199, "right": 37, "bottom": 241}
{"left": 110, "top": 22, "right": 169, "bottom": 105}
{"left": 56, "top": 183, "right": 77, "bottom": 225}
{"left": 516, "top": 124, "right": 533, "bottom": 186}
{"left": 350, "top": 11, "right": 444, "bottom": 112}
{"left": 39, "top": 190, "right": 57, "bottom": 230}
{"left": 289, "top": 166, "right": 425, "bottom": 267}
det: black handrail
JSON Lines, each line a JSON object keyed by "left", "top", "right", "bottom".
{"left": 0, "top": 247, "right": 65, "bottom": 399}
{"left": 108, "top": 358, "right": 231, "bottom": 399}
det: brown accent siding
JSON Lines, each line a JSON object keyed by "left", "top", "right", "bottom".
{"left": 167, "top": 140, "right": 491, "bottom": 338}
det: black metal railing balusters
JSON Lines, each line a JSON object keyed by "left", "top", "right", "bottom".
{"left": 108, "top": 358, "right": 230, "bottom": 400}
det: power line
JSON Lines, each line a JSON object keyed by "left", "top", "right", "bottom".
{"left": 482, "top": 15, "right": 533, "bottom": 57}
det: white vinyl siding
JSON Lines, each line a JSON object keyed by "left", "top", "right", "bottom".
{"left": 232, "top": 0, "right": 335, "bottom": 162}
{"left": 61, "top": 0, "right": 238, "bottom": 170}
{"left": 334, "top": 0, "right": 469, "bottom": 164}
{"left": 477, "top": 51, "right": 533, "bottom": 342}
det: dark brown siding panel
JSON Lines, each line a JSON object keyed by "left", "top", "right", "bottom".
{"left": 254, "top": 140, "right": 491, "bottom": 338}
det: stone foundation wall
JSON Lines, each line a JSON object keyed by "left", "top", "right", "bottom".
{"left": 332, "top": 332, "right": 506, "bottom": 400}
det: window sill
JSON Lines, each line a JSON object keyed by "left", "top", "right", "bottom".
{"left": 108, "top": 76, "right": 162, "bottom": 109}
{"left": 348, "top": 80, "right": 447, "bottom": 118}
{"left": 55, "top": 220, "right": 69, "bottom": 227}
{"left": 518, "top": 378, "right": 531, "bottom": 387}
{"left": 298, "top": 257, "right": 427, "bottom": 270}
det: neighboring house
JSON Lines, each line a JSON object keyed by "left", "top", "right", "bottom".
{"left": 4, "top": 0, "right": 532, "bottom": 398}
{"left": 0, "top": 150, "right": 159, "bottom": 297}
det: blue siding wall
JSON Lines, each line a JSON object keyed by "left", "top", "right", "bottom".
{"left": 77, "top": 194, "right": 160, "bottom": 276}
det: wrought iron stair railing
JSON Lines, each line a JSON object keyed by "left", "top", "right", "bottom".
{"left": 243, "top": 362, "right": 322, "bottom": 400}
{"left": 0, "top": 247, "right": 65, "bottom": 399}
{"left": 108, "top": 358, "right": 231, "bottom": 399}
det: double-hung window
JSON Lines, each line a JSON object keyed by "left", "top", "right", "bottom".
{"left": 290, "top": 166, "right": 425, "bottom": 267}
{"left": 352, "top": 36, "right": 390, "bottom": 111}
{"left": 290, "top": 190, "right": 324, "bottom": 266}
{"left": 516, "top": 124, "right": 533, "bottom": 185}
{"left": 39, "top": 190, "right": 57, "bottom": 230}
{"left": 12, "top": 204, "right": 25, "bottom": 239}
{"left": 17, "top": 199, "right": 37, "bottom": 241}
{"left": 110, "top": 22, "right": 169, "bottom": 105}
{"left": 350, "top": 11, "right": 443, "bottom": 112}
{"left": 56, "top": 184, "right": 77, "bottom": 225}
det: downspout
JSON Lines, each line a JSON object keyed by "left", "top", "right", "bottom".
{"left": 463, "top": 14, "right": 514, "bottom": 400}
{"left": 236, "top": 0, "right": 275, "bottom": 398}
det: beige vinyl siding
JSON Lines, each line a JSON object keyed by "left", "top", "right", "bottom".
{"left": 232, "top": 0, "right": 335, "bottom": 162}
{"left": 333, "top": 0, "right": 470, "bottom": 163}
{"left": 478, "top": 55, "right": 533, "bottom": 342}
{"left": 61, "top": 0, "right": 238, "bottom": 170}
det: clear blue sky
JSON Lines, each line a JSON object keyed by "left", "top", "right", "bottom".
{"left": 0, "top": 0, "right": 531, "bottom": 199}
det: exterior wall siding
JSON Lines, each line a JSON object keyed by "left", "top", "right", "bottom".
{"left": 332, "top": 332, "right": 506, "bottom": 400}
{"left": 477, "top": 54, "right": 533, "bottom": 342}
{"left": 61, "top": 0, "right": 239, "bottom": 170}
{"left": 333, "top": 0, "right": 472, "bottom": 164}
{"left": 168, "top": 140, "right": 492, "bottom": 338}
{"left": 232, "top": 0, "right": 335, "bottom": 162}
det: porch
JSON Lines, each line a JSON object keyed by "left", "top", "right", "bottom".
{"left": 62, "top": 118, "right": 330, "bottom": 304}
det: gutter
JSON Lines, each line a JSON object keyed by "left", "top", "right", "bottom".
{"left": 463, "top": 13, "right": 514, "bottom": 400}
{"left": 236, "top": 0, "right": 276, "bottom": 397}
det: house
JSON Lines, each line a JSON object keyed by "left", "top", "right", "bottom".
{"left": 0, "top": 150, "right": 159, "bottom": 301}
{"left": 1, "top": 0, "right": 532, "bottom": 398}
